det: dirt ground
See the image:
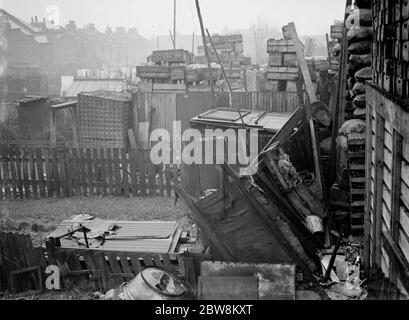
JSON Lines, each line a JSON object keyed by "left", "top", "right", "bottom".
{"left": 0, "top": 196, "right": 193, "bottom": 247}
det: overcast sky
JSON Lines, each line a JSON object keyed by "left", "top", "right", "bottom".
{"left": 0, "top": 0, "right": 346, "bottom": 38}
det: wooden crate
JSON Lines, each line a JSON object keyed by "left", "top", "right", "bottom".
{"left": 267, "top": 39, "right": 295, "bottom": 53}
{"left": 364, "top": 84, "right": 409, "bottom": 297}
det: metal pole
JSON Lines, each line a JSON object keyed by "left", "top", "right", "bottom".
{"left": 195, "top": 0, "right": 215, "bottom": 102}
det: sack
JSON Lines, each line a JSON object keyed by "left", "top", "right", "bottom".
{"left": 349, "top": 53, "right": 371, "bottom": 70}
{"left": 339, "top": 119, "right": 366, "bottom": 136}
{"left": 346, "top": 9, "right": 372, "bottom": 27}
{"left": 348, "top": 27, "right": 373, "bottom": 44}
{"left": 352, "top": 81, "right": 366, "bottom": 95}
{"left": 353, "top": 94, "right": 367, "bottom": 109}
{"left": 348, "top": 41, "right": 372, "bottom": 54}
{"left": 354, "top": 67, "right": 372, "bottom": 81}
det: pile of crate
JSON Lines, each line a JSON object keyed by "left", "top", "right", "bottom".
{"left": 77, "top": 91, "right": 131, "bottom": 149}
{"left": 265, "top": 39, "right": 301, "bottom": 92}
{"left": 136, "top": 49, "right": 193, "bottom": 85}
{"left": 372, "top": 0, "right": 409, "bottom": 99}
{"left": 347, "top": 133, "right": 366, "bottom": 236}
{"left": 195, "top": 34, "right": 252, "bottom": 89}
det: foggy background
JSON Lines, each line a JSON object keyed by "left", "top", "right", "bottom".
{"left": 0, "top": 0, "right": 346, "bottom": 63}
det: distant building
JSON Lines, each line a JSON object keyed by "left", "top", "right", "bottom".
{"left": 0, "top": 9, "right": 152, "bottom": 99}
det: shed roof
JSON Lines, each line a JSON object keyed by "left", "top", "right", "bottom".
{"left": 65, "top": 79, "right": 125, "bottom": 98}
{"left": 191, "top": 108, "right": 291, "bottom": 133}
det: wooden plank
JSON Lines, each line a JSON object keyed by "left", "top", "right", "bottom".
{"left": 198, "top": 276, "right": 258, "bottom": 300}
{"left": 400, "top": 207, "right": 409, "bottom": 237}
{"left": 128, "top": 253, "right": 143, "bottom": 274}
{"left": 79, "top": 148, "right": 87, "bottom": 196}
{"left": 86, "top": 148, "right": 94, "bottom": 196}
{"left": 117, "top": 253, "right": 134, "bottom": 279}
{"left": 59, "top": 149, "right": 68, "bottom": 198}
{"left": 148, "top": 159, "right": 156, "bottom": 197}
{"left": 143, "top": 255, "right": 154, "bottom": 267}
{"left": 175, "top": 184, "right": 236, "bottom": 261}
{"left": 129, "top": 149, "right": 139, "bottom": 196}
{"left": 92, "top": 149, "right": 100, "bottom": 197}
{"left": 34, "top": 148, "right": 45, "bottom": 197}
{"left": 52, "top": 149, "right": 61, "bottom": 198}
{"left": 107, "top": 253, "right": 125, "bottom": 285}
{"left": 1, "top": 147, "right": 11, "bottom": 199}
{"left": 200, "top": 261, "right": 296, "bottom": 300}
{"left": 14, "top": 148, "right": 23, "bottom": 199}
{"left": 99, "top": 149, "right": 107, "bottom": 196}
{"left": 373, "top": 115, "right": 386, "bottom": 270}
{"left": 106, "top": 149, "right": 114, "bottom": 195}
{"left": 111, "top": 149, "right": 120, "bottom": 195}
{"left": 138, "top": 150, "right": 147, "bottom": 196}
{"left": 165, "top": 164, "right": 172, "bottom": 197}
{"left": 21, "top": 149, "right": 30, "bottom": 198}
{"left": 43, "top": 148, "right": 52, "bottom": 197}
{"left": 121, "top": 149, "right": 130, "bottom": 197}
{"left": 158, "top": 163, "right": 164, "bottom": 196}
{"left": 401, "top": 182, "right": 409, "bottom": 210}
{"left": 71, "top": 148, "right": 81, "bottom": 197}
{"left": 384, "top": 148, "right": 393, "bottom": 171}
{"left": 402, "top": 160, "right": 409, "bottom": 188}
{"left": 390, "top": 132, "right": 403, "bottom": 283}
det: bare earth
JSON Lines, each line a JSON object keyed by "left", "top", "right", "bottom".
{"left": 0, "top": 196, "right": 193, "bottom": 247}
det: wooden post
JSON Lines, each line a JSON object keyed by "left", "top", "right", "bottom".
{"left": 372, "top": 114, "right": 385, "bottom": 271}
{"left": 195, "top": 0, "right": 215, "bottom": 103}
{"left": 71, "top": 104, "right": 79, "bottom": 149}
{"left": 390, "top": 131, "right": 403, "bottom": 283}
{"left": 363, "top": 100, "right": 373, "bottom": 273}
{"left": 50, "top": 108, "right": 57, "bottom": 148}
{"left": 286, "top": 22, "right": 325, "bottom": 197}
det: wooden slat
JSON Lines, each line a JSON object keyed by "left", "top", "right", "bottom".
{"left": 35, "top": 148, "right": 45, "bottom": 197}
{"left": 113, "top": 149, "right": 121, "bottom": 196}
{"left": 52, "top": 149, "right": 61, "bottom": 198}
{"left": 107, "top": 253, "right": 125, "bottom": 285}
{"left": 71, "top": 148, "right": 81, "bottom": 196}
{"left": 138, "top": 151, "right": 147, "bottom": 196}
{"left": 129, "top": 149, "right": 139, "bottom": 196}
{"left": 86, "top": 149, "right": 94, "bottom": 196}
{"left": 99, "top": 149, "right": 107, "bottom": 196}
{"left": 121, "top": 149, "right": 130, "bottom": 197}
{"left": 106, "top": 149, "right": 113, "bottom": 195}
{"left": 117, "top": 253, "right": 134, "bottom": 279}
{"left": 44, "top": 148, "right": 52, "bottom": 197}
{"left": 128, "top": 253, "right": 143, "bottom": 274}
{"left": 92, "top": 149, "right": 100, "bottom": 197}
{"left": 28, "top": 148, "right": 37, "bottom": 199}
{"left": 79, "top": 148, "right": 87, "bottom": 196}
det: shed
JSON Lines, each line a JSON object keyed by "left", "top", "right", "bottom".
{"left": 16, "top": 96, "right": 49, "bottom": 140}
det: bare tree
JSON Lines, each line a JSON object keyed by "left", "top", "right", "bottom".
{"left": 250, "top": 16, "right": 281, "bottom": 65}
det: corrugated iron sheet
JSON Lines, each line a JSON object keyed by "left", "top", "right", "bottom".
{"left": 52, "top": 220, "right": 179, "bottom": 253}
{"left": 65, "top": 79, "right": 125, "bottom": 98}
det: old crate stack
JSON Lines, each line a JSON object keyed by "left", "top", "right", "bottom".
{"left": 195, "top": 34, "right": 252, "bottom": 90}
{"left": 77, "top": 91, "right": 131, "bottom": 149}
{"left": 372, "top": 0, "right": 409, "bottom": 98}
{"left": 265, "top": 39, "right": 301, "bottom": 92}
{"left": 136, "top": 49, "right": 193, "bottom": 89}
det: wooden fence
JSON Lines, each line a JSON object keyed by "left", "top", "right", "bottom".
{"left": 0, "top": 146, "right": 178, "bottom": 200}
{"left": 364, "top": 85, "right": 409, "bottom": 297}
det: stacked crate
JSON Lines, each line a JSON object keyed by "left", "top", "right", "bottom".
{"left": 196, "top": 34, "right": 252, "bottom": 89}
{"left": 77, "top": 91, "right": 131, "bottom": 149}
{"left": 347, "top": 133, "right": 366, "bottom": 235}
{"left": 372, "top": 0, "right": 409, "bottom": 99}
{"left": 265, "top": 39, "right": 301, "bottom": 92}
{"left": 137, "top": 49, "right": 193, "bottom": 85}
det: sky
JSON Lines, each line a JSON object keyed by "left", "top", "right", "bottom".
{"left": 0, "top": 0, "right": 346, "bottom": 38}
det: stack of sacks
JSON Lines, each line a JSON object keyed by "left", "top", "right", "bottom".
{"left": 345, "top": 0, "right": 373, "bottom": 120}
